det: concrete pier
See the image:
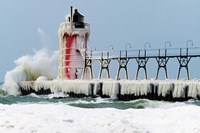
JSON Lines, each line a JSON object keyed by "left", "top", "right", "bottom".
{"left": 18, "top": 79, "right": 200, "bottom": 101}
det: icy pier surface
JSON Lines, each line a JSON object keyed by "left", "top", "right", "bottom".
{"left": 18, "top": 79, "right": 200, "bottom": 101}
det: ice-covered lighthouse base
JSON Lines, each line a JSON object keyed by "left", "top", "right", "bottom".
{"left": 18, "top": 79, "right": 200, "bottom": 101}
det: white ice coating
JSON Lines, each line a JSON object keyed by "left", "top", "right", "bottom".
{"left": 92, "top": 80, "right": 102, "bottom": 95}
{"left": 119, "top": 80, "right": 152, "bottom": 96}
{"left": 187, "top": 81, "right": 200, "bottom": 98}
{"left": 19, "top": 80, "right": 93, "bottom": 96}
{"left": 157, "top": 81, "right": 173, "bottom": 97}
{"left": 58, "top": 17, "right": 90, "bottom": 79}
{"left": 18, "top": 79, "right": 200, "bottom": 99}
{"left": 101, "top": 80, "right": 120, "bottom": 98}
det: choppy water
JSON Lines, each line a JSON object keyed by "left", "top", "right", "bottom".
{"left": 1, "top": 80, "right": 200, "bottom": 110}
{"left": 1, "top": 89, "right": 200, "bottom": 109}
{"left": 2, "top": 83, "right": 200, "bottom": 133}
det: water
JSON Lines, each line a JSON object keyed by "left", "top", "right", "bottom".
{"left": 0, "top": 94, "right": 160, "bottom": 108}
{"left": 1, "top": 92, "right": 200, "bottom": 108}
{"left": 1, "top": 84, "right": 200, "bottom": 133}
{"left": 1, "top": 80, "right": 200, "bottom": 109}
{"left": 1, "top": 81, "right": 200, "bottom": 110}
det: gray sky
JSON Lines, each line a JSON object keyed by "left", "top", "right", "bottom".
{"left": 1, "top": 0, "right": 200, "bottom": 81}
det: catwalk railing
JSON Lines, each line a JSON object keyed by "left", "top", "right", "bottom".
{"left": 82, "top": 46, "right": 200, "bottom": 80}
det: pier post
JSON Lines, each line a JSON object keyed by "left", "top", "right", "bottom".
{"left": 177, "top": 47, "right": 191, "bottom": 80}
{"left": 134, "top": 43, "right": 151, "bottom": 80}
{"left": 177, "top": 40, "right": 194, "bottom": 80}
{"left": 135, "top": 57, "right": 149, "bottom": 80}
{"left": 155, "top": 49, "right": 169, "bottom": 79}
{"left": 98, "top": 52, "right": 111, "bottom": 79}
{"left": 81, "top": 50, "right": 94, "bottom": 79}
{"left": 155, "top": 58, "right": 169, "bottom": 79}
{"left": 177, "top": 56, "right": 191, "bottom": 80}
{"left": 116, "top": 50, "right": 129, "bottom": 80}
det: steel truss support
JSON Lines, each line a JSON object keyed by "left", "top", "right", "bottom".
{"left": 135, "top": 57, "right": 149, "bottom": 80}
{"left": 98, "top": 52, "right": 111, "bottom": 79}
{"left": 155, "top": 57, "right": 169, "bottom": 79}
{"left": 82, "top": 51, "right": 94, "bottom": 79}
{"left": 116, "top": 51, "right": 129, "bottom": 80}
{"left": 177, "top": 56, "right": 191, "bottom": 80}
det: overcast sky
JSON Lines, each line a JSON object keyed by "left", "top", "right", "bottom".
{"left": 1, "top": 0, "right": 200, "bottom": 81}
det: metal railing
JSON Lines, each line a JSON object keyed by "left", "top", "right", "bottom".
{"left": 85, "top": 47, "right": 200, "bottom": 60}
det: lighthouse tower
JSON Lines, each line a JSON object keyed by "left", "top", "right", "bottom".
{"left": 58, "top": 6, "right": 90, "bottom": 80}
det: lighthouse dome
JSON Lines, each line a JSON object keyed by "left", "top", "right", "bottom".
{"left": 73, "top": 9, "right": 84, "bottom": 23}
{"left": 73, "top": 9, "right": 85, "bottom": 28}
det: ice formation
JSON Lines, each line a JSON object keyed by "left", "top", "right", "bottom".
{"left": 58, "top": 7, "right": 90, "bottom": 80}
{"left": 17, "top": 79, "right": 200, "bottom": 99}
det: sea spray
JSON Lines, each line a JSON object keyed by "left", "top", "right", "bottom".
{"left": 3, "top": 49, "right": 59, "bottom": 95}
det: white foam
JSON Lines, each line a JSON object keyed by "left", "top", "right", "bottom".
{"left": 0, "top": 103, "right": 200, "bottom": 133}
{"left": 2, "top": 49, "right": 59, "bottom": 95}
{"left": 36, "top": 76, "right": 48, "bottom": 81}
{"left": 47, "top": 92, "right": 69, "bottom": 99}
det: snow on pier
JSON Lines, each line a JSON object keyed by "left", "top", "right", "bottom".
{"left": 18, "top": 79, "right": 200, "bottom": 101}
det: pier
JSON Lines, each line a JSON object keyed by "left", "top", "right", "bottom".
{"left": 18, "top": 41, "right": 200, "bottom": 101}
{"left": 18, "top": 79, "right": 200, "bottom": 101}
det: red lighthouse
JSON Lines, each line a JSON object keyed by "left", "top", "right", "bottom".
{"left": 58, "top": 6, "right": 90, "bottom": 80}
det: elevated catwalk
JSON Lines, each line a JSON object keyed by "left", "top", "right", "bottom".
{"left": 18, "top": 80, "right": 200, "bottom": 101}
{"left": 85, "top": 43, "right": 200, "bottom": 81}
